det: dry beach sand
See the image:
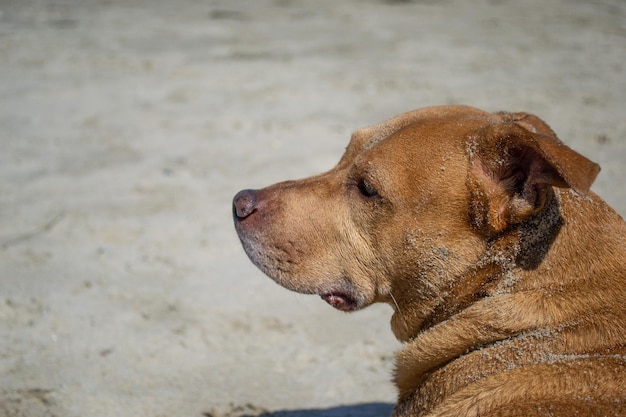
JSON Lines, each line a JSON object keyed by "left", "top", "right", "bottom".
{"left": 1, "top": 0, "right": 625, "bottom": 416}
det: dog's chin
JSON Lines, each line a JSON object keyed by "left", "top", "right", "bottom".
{"left": 262, "top": 267, "right": 365, "bottom": 313}
{"left": 268, "top": 271, "right": 364, "bottom": 313}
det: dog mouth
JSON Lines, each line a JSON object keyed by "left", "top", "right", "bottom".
{"left": 235, "top": 227, "right": 362, "bottom": 313}
{"left": 320, "top": 291, "right": 359, "bottom": 312}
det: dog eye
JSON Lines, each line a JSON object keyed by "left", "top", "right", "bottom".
{"left": 358, "top": 179, "right": 379, "bottom": 198}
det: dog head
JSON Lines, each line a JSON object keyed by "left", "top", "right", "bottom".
{"left": 233, "top": 105, "right": 599, "bottom": 339}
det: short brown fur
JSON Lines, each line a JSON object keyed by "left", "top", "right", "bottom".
{"left": 233, "top": 105, "right": 626, "bottom": 416}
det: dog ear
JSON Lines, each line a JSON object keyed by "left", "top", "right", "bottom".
{"left": 468, "top": 114, "right": 600, "bottom": 235}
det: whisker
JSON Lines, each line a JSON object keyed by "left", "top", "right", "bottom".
{"left": 389, "top": 291, "right": 409, "bottom": 334}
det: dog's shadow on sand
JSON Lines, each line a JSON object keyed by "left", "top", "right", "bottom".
{"left": 264, "top": 403, "right": 394, "bottom": 417}
{"left": 204, "top": 402, "right": 394, "bottom": 417}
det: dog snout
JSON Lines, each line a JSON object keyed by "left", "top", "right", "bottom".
{"left": 233, "top": 189, "right": 258, "bottom": 220}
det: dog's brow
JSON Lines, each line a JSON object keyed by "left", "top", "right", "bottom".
{"left": 363, "top": 124, "right": 398, "bottom": 150}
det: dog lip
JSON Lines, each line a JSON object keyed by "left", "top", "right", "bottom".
{"left": 320, "top": 292, "right": 358, "bottom": 312}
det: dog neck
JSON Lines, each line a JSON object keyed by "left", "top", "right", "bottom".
{"left": 392, "top": 191, "right": 564, "bottom": 343}
{"left": 391, "top": 193, "right": 565, "bottom": 398}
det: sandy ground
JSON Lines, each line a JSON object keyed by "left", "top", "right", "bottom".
{"left": 0, "top": 0, "right": 625, "bottom": 416}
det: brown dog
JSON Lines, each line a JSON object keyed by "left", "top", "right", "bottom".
{"left": 232, "top": 105, "right": 626, "bottom": 416}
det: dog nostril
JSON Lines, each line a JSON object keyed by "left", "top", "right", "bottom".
{"left": 233, "top": 189, "right": 258, "bottom": 220}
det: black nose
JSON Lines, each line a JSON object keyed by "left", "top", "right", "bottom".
{"left": 233, "top": 189, "right": 257, "bottom": 220}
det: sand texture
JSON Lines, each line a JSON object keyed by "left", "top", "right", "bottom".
{"left": 1, "top": 0, "right": 625, "bottom": 416}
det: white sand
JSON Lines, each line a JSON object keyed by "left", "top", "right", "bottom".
{"left": 1, "top": 1, "right": 624, "bottom": 416}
